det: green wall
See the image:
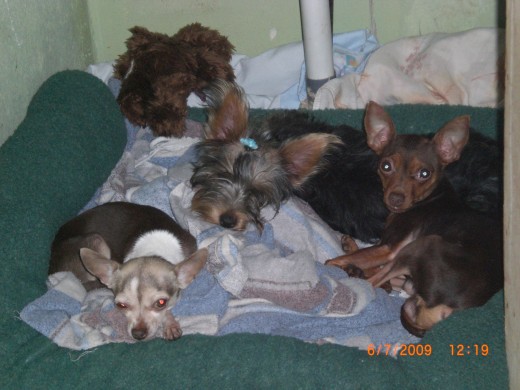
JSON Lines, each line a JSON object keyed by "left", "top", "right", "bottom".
{"left": 87, "top": 0, "right": 502, "bottom": 61}
{"left": 0, "top": 0, "right": 93, "bottom": 146}
{"left": 1, "top": 0, "right": 503, "bottom": 147}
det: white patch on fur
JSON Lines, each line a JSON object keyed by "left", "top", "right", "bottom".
{"left": 124, "top": 230, "right": 184, "bottom": 264}
{"left": 124, "top": 59, "right": 135, "bottom": 79}
{"left": 129, "top": 276, "right": 139, "bottom": 296}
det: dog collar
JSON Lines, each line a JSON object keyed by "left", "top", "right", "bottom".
{"left": 240, "top": 137, "right": 258, "bottom": 150}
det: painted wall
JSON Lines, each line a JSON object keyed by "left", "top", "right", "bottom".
{"left": 0, "top": 0, "right": 93, "bottom": 146}
{"left": 87, "top": 0, "right": 503, "bottom": 62}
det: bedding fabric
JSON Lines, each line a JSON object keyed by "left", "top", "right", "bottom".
{"left": 314, "top": 28, "right": 504, "bottom": 109}
{"left": 20, "top": 90, "right": 416, "bottom": 350}
{"left": 0, "top": 71, "right": 508, "bottom": 389}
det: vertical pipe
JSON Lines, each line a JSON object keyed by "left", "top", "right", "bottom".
{"left": 299, "top": 0, "right": 335, "bottom": 105}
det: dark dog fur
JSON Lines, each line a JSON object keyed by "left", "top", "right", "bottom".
{"left": 264, "top": 111, "right": 502, "bottom": 242}
{"left": 114, "top": 24, "right": 235, "bottom": 137}
{"left": 190, "top": 81, "right": 340, "bottom": 231}
{"left": 190, "top": 81, "right": 501, "bottom": 242}
{"left": 49, "top": 202, "right": 198, "bottom": 291}
{"left": 325, "top": 104, "right": 503, "bottom": 336}
{"left": 261, "top": 111, "right": 387, "bottom": 241}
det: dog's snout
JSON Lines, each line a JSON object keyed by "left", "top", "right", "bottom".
{"left": 219, "top": 213, "right": 237, "bottom": 229}
{"left": 131, "top": 326, "right": 148, "bottom": 340}
{"left": 388, "top": 192, "right": 405, "bottom": 208}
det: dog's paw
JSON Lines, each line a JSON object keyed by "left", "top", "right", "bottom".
{"left": 163, "top": 322, "right": 183, "bottom": 340}
{"left": 380, "top": 280, "right": 393, "bottom": 294}
{"left": 163, "top": 325, "right": 182, "bottom": 340}
{"left": 345, "top": 264, "right": 366, "bottom": 279}
{"left": 341, "top": 235, "right": 359, "bottom": 254}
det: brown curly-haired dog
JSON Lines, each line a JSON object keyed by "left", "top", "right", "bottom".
{"left": 113, "top": 23, "right": 235, "bottom": 137}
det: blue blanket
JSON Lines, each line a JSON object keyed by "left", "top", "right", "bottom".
{"left": 21, "top": 81, "right": 418, "bottom": 351}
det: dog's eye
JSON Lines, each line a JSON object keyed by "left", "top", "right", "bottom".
{"left": 116, "top": 302, "right": 128, "bottom": 310}
{"left": 155, "top": 298, "right": 168, "bottom": 309}
{"left": 418, "top": 169, "right": 431, "bottom": 180}
{"left": 380, "top": 160, "right": 392, "bottom": 172}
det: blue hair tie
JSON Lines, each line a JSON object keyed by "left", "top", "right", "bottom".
{"left": 240, "top": 137, "right": 258, "bottom": 150}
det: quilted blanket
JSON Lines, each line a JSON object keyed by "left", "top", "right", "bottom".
{"left": 21, "top": 80, "right": 418, "bottom": 351}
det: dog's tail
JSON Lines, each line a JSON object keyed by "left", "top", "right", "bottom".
{"left": 203, "top": 80, "right": 249, "bottom": 141}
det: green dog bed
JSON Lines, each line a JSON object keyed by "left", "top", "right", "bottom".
{"left": 0, "top": 70, "right": 506, "bottom": 389}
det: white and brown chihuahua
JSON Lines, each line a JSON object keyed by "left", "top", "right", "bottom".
{"left": 48, "top": 202, "right": 207, "bottom": 341}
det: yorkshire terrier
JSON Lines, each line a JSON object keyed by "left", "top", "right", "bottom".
{"left": 190, "top": 81, "right": 501, "bottom": 242}
{"left": 189, "top": 80, "right": 341, "bottom": 231}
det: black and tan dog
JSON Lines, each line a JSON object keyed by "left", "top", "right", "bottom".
{"left": 326, "top": 103, "right": 503, "bottom": 337}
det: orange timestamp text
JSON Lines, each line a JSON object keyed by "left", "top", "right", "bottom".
{"left": 367, "top": 343, "right": 433, "bottom": 357}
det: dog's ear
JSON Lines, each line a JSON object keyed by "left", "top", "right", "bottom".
{"left": 433, "top": 116, "right": 470, "bottom": 165}
{"left": 175, "top": 248, "right": 208, "bottom": 289}
{"left": 204, "top": 81, "right": 248, "bottom": 141}
{"left": 79, "top": 248, "right": 120, "bottom": 288}
{"left": 364, "top": 101, "right": 396, "bottom": 154}
{"left": 280, "top": 133, "right": 341, "bottom": 187}
{"left": 84, "top": 233, "right": 111, "bottom": 259}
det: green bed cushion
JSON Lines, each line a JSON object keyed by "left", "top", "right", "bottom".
{"left": 0, "top": 70, "right": 127, "bottom": 386}
{"left": 0, "top": 70, "right": 506, "bottom": 389}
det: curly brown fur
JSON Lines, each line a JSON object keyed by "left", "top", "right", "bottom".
{"left": 114, "top": 24, "right": 235, "bottom": 137}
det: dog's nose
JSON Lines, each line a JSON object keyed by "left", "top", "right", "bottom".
{"left": 219, "top": 213, "right": 237, "bottom": 229}
{"left": 131, "top": 328, "right": 148, "bottom": 340}
{"left": 388, "top": 192, "right": 405, "bottom": 208}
